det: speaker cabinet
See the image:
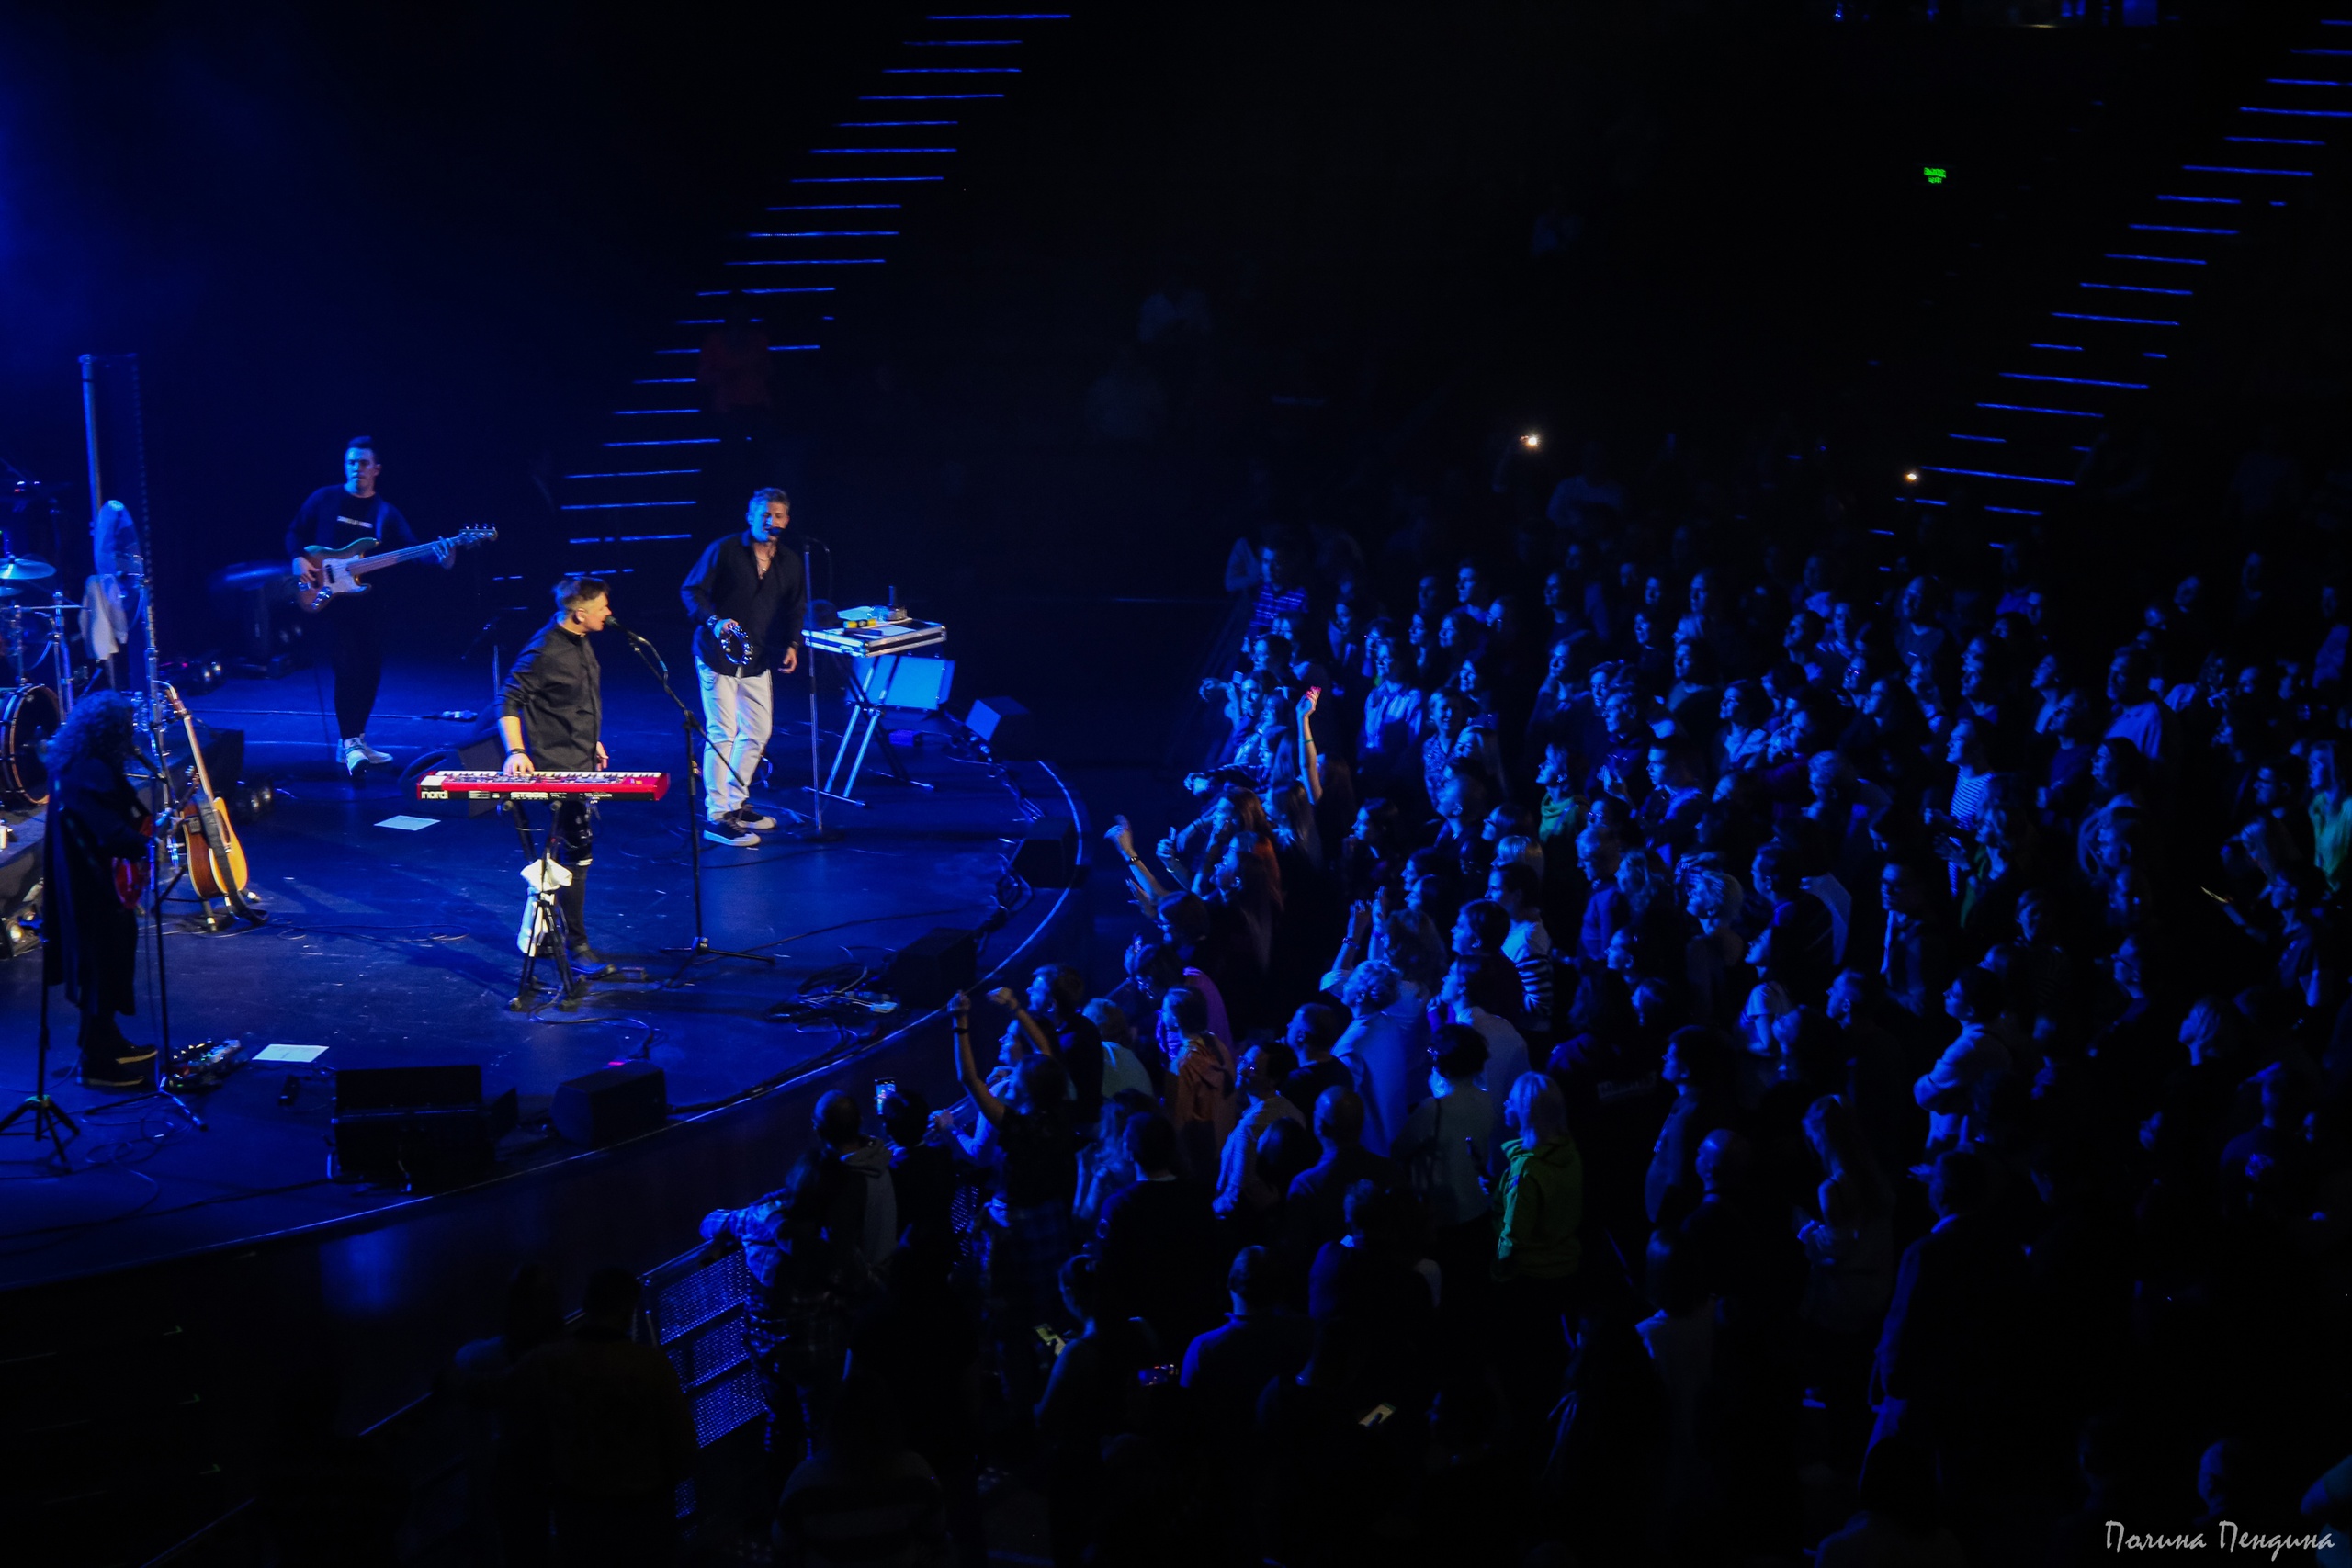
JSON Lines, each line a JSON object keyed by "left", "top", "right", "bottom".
{"left": 885, "top": 926, "right": 978, "bottom": 1010}
{"left": 964, "top": 695, "right": 1036, "bottom": 761}
{"left": 552, "top": 1061, "right": 669, "bottom": 1147}
{"left": 1008, "top": 817, "right": 1078, "bottom": 888}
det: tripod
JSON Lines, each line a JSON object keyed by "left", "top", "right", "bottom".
{"left": 0, "top": 968, "right": 78, "bottom": 1168}
{"left": 622, "top": 631, "right": 776, "bottom": 987}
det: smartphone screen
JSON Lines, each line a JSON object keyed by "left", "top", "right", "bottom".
{"left": 1136, "top": 1363, "right": 1179, "bottom": 1388}
{"left": 1358, "top": 1403, "right": 1396, "bottom": 1428}
{"left": 874, "top": 1077, "right": 896, "bottom": 1112}
{"left": 1035, "top": 1324, "right": 1065, "bottom": 1356}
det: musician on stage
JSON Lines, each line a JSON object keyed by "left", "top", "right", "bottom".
{"left": 499, "top": 575, "right": 615, "bottom": 976}
{"left": 40, "top": 691, "right": 157, "bottom": 1089}
{"left": 681, "top": 487, "right": 805, "bottom": 848}
{"left": 286, "top": 436, "right": 453, "bottom": 773}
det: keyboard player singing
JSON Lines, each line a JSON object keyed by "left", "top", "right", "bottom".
{"left": 499, "top": 575, "right": 616, "bottom": 976}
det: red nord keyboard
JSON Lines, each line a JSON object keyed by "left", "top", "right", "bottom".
{"left": 415, "top": 770, "right": 671, "bottom": 802}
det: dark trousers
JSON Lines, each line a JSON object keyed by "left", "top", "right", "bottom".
{"left": 552, "top": 800, "right": 594, "bottom": 950}
{"left": 320, "top": 594, "right": 383, "bottom": 738}
{"left": 76, "top": 998, "right": 136, "bottom": 1070}
{"left": 1497, "top": 1270, "right": 1579, "bottom": 1441}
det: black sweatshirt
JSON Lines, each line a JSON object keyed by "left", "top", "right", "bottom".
{"left": 679, "top": 532, "right": 807, "bottom": 678}
{"left": 284, "top": 486, "right": 414, "bottom": 557}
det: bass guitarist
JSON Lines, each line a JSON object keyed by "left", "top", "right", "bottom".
{"left": 286, "top": 436, "right": 453, "bottom": 773}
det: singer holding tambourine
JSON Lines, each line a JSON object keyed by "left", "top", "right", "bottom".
{"left": 679, "top": 487, "right": 806, "bottom": 849}
{"left": 498, "top": 574, "right": 616, "bottom": 975}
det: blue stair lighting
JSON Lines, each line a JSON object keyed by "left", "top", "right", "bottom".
{"left": 1917, "top": 466, "right": 2074, "bottom": 487}
{"left": 550, "top": 7, "right": 1066, "bottom": 570}
{"left": 1902, "top": 13, "right": 2345, "bottom": 536}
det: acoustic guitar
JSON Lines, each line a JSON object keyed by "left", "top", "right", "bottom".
{"left": 163, "top": 684, "right": 266, "bottom": 924}
{"left": 295, "top": 523, "right": 496, "bottom": 613}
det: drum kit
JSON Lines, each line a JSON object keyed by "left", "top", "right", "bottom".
{"left": 0, "top": 551, "right": 74, "bottom": 811}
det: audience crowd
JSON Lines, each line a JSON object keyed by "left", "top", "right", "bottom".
{"left": 432, "top": 435, "right": 2352, "bottom": 1567}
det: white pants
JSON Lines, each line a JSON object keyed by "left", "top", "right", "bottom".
{"left": 697, "top": 663, "right": 773, "bottom": 818}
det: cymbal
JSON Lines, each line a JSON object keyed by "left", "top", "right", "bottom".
{"left": 0, "top": 556, "right": 55, "bottom": 582}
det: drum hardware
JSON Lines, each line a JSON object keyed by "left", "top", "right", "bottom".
{"left": 0, "top": 685, "right": 62, "bottom": 809}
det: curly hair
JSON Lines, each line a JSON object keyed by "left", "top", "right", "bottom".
{"left": 42, "top": 689, "right": 139, "bottom": 773}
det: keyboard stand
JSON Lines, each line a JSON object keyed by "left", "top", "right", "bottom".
{"left": 814, "top": 651, "right": 935, "bottom": 808}
{"left": 504, "top": 803, "right": 585, "bottom": 1011}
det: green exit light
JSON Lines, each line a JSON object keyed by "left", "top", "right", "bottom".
{"left": 1923, "top": 166, "right": 1949, "bottom": 185}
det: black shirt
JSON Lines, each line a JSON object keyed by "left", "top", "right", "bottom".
{"left": 680, "top": 532, "right": 807, "bottom": 677}
{"left": 285, "top": 485, "right": 415, "bottom": 558}
{"left": 500, "top": 615, "right": 603, "bottom": 771}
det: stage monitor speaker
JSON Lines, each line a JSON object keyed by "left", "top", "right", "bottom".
{"left": 964, "top": 695, "right": 1036, "bottom": 761}
{"left": 158, "top": 721, "right": 246, "bottom": 800}
{"left": 552, "top": 1061, "right": 668, "bottom": 1147}
{"left": 332, "top": 1085, "right": 516, "bottom": 1190}
{"left": 454, "top": 735, "right": 505, "bottom": 816}
{"left": 877, "top": 656, "right": 954, "bottom": 713}
{"left": 334, "top": 1063, "right": 483, "bottom": 1115}
{"left": 886, "top": 926, "right": 978, "bottom": 1010}
{"left": 1008, "top": 817, "right": 1078, "bottom": 888}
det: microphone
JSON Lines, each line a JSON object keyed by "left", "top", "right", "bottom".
{"left": 605, "top": 615, "right": 669, "bottom": 677}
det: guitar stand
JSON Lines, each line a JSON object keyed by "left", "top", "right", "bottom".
{"left": 505, "top": 804, "right": 587, "bottom": 1012}
{"left": 816, "top": 652, "right": 935, "bottom": 809}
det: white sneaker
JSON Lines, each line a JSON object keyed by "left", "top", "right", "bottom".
{"left": 704, "top": 817, "right": 760, "bottom": 848}
{"left": 351, "top": 736, "right": 392, "bottom": 764}
{"left": 340, "top": 739, "right": 370, "bottom": 773}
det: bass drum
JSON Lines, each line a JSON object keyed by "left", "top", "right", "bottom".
{"left": 0, "top": 685, "right": 62, "bottom": 809}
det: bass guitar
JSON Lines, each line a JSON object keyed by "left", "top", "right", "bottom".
{"left": 295, "top": 523, "right": 496, "bottom": 613}
{"left": 163, "top": 684, "right": 266, "bottom": 925}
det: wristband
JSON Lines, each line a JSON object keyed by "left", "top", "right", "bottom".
{"left": 507, "top": 748, "right": 528, "bottom": 758}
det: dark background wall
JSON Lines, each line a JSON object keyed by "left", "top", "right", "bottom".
{"left": 0, "top": 4, "right": 2300, "bottom": 726}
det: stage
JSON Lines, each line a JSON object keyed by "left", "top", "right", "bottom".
{"left": 0, "top": 641, "right": 1082, "bottom": 1294}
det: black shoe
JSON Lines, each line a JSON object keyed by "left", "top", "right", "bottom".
{"left": 729, "top": 806, "right": 779, "bottom": 831}
{"left": 79, "top": 1058, "right": 152, "bottom": 1091}
{"left": 704, "top": 817, "right": 760, "bottom": 847}
{"left": 567, "top": 943, "right": 616, "bottom": 978}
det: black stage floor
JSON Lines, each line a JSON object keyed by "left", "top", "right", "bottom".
{"left": 0, "top": 646, "right": 1077, "bottom": 1292}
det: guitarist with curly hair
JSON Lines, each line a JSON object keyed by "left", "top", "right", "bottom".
{"left": 40, "top": 691, "right": 155, "bottom": 1089}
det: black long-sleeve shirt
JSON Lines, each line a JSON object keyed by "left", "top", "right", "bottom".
{"left": 500, "top": 615, "right": 602, "bottom": 770}
{"left": 679, "top": 533, "right": 806, "bottom": 677}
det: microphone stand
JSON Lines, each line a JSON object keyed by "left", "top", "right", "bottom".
{"left": 787, "top": 533, "right": 842, "bottom": 843}
{"left": 620, "top": 627, "right": 775, "bottom": 986}
{"left": 124, "top": 748, "right": 203, "bottom": 1129}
